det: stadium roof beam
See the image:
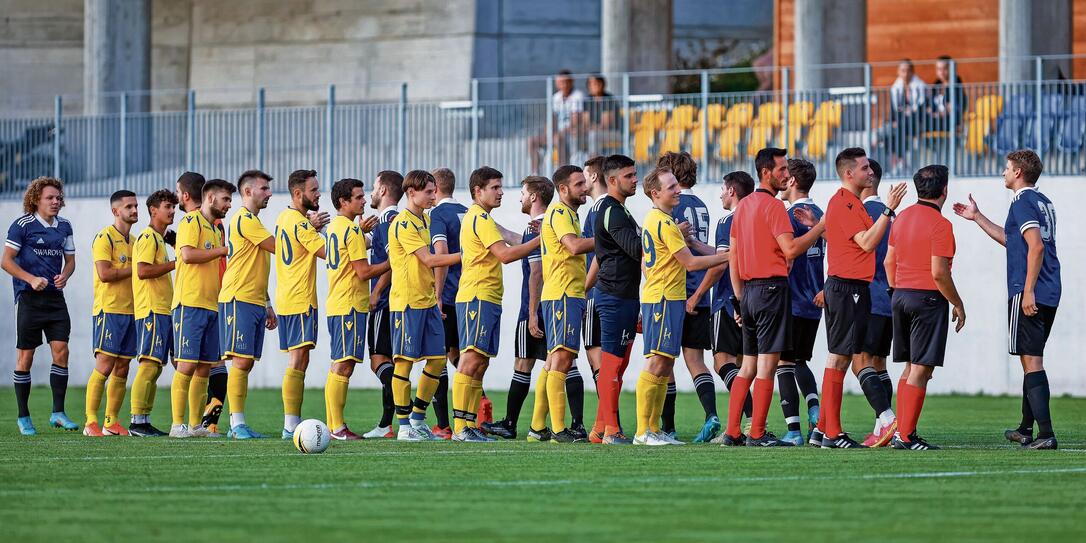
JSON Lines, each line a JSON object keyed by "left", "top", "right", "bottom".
{"left": 601, "top": 0, "right": 673, "bottom": 95}
{"left": 83, "top": 0, "right": 151, "bottom": 116}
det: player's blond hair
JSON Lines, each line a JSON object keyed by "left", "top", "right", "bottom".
{"left": 642, "top": 167, "right": 672, "bottom": 197}
{"left": 23, "top": 176, "right": 65, "bottom": 214}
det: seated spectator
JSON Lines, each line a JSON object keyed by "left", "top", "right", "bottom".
{"left": 528, "top": 70, "right": 585, "bottom": 173}
{"left": 582, "top": 75, "right": 622, "bottom": 157}
{"left": 875, "top": 59, "right": 927, "bottom": 171}
{"left": 928, "top": 55, "right": 966, "bottom": 132}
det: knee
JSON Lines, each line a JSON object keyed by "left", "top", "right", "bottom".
{"left": 114, "top": 360, "right": 131, "bottom": 379}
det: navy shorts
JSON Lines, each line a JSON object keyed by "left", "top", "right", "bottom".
{"left": 93, "top": 311, "right": 137, "bottom": 359}
{"left": 172, "top": 305, "right": 220, "bottom": 364}
{"left": 542, "top": 295, "right": 585, "bottom": 355}
{"left": 457, "top": 298, "right": 502, "bottom": 358}
{"left": 219, "top": 299, "right": 267, "bottom": 360}
{"left": 328, "top": 309, "right": 367, "bottom": 363}
{"left": 135, "top": 312, "right": 172, "bottom": 364}
{"left": 392, "top": 305, "right": 446, "bottom": 361}
{"left": 641, "top": 299, "right": 685, "bottom": 359}
{"left": 278, "top": 306, "right": 318, "bottom": 351}
{"left": 595, "top": 291, "right": 638, "bottom": 358}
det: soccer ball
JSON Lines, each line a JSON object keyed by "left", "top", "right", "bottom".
{"left": 292, "top": 419, "right": 331, "bottom": 454}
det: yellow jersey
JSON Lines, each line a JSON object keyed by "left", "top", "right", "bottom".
{"left": 456, "top": 203, "right": 505, "bottom": 305}
{"left": 91, "top": 225, "right": 134, "bottom": 315}
{"left": 274, "top": 208, "right": 325, "bottom": 315}
{"left": 641, "top": 208, "right": 689, "bottom": 303}
{"left": 326, "top": 215, "right": 369, "bottom": 316}
{"left": 131, "top": 226, "right": 172, "bottom": 319}
{"left": 541, "top": 201, "right": 586, "bottom": 301}
{"left": 388, "top": 208, "right": 436, "bottom": 311}
{"left": 172, "top": 210, "right": 223, "bottom": 311}
{"left": 219, "top": 208, "right": 273, "bottom": 306}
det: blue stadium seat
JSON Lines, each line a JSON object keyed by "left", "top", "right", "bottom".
{"left": 1022, "top": 94, "right": 1063, "bottom": 151}
{"left": 1057, "top": 95, "right": 1086, "bottom": 154}
{"left": 994, "top": 94, "right": 1034, "bottom": 154}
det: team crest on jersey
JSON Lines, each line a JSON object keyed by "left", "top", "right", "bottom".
{"left": 119, "top": 254, "right": 127, "bottom": 263}
{"left": 204, "top": 241, "right": 212, "bottom": 249}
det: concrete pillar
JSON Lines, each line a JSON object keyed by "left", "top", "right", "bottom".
{"left": 1031, "top": 0, "right": 1072, "bottom": 79}
{"left": 793, "top": 0, "right": 825, "bottom": 91}
{"left": 999, "top": 0, "right": 1033, "bottom": 83}
{"left": 793, "top": 0, "right": 866, "bottom": 91}
{"left": 601, "top": 0, "right": 672, "bottom": 94}
{"left": 83, "top": 0, "right": 151, "bottom": 115}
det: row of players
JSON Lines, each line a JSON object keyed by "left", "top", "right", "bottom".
{"left": 5, "top": 147, "right": 1060, "bottom": 448}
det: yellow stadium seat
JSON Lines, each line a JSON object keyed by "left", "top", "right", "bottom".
{"left": 747, "top": 123, "right": 777, "bottom": 157}
{"left": 669, "top": 105, "right": 698, "bottom": 130}
{"left": 788, "top": 101, "right": 815, "bottom": 126}
{"left": 691, "top": 130, "right": 705, "bottom": 160}
{"left": 700, "top": 103, "right": 727, "bottom": 130}
{"left": 805, "top": 122, "right": 832, "bottom": 159}
{"left": 634, "top": 126, "right": 655, "bottom": 163}
{"left": 660, "top": 127, "right": 683, "bottom": 154}
{"left": 963, "top": 95, "right": 1003, "bottom": 154}
{"left": 753, "top": 102, "right": 782, "bottom": 127}
{"left": 718, "top": 125, "right": 742, "bottom": 160}
{"left": 812, "top": 101, "right": 843, "bottom": 128}
{"left": 725, "top": 103, "right": 755, "bottom": 128}
{"left": 974, "top": 94, "right": 1004, "bottom": 121}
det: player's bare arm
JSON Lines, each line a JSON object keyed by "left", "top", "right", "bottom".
{"left": 1021, "top": 228, "right": 1044, "bottom": 316}
{"left": 852, "top": 182, "right": 906, "bottom": 252}
{"left": 94, "top": 259, "right": 131, "bottom": 283}
{"left": 1, "top": 247, "right": 48, "bottom": 290}
{"left": 559, "top": 233, "right": 594, "bottom": 255}
{"left": 932, "top": 255, "right": 966, "bottom": 332}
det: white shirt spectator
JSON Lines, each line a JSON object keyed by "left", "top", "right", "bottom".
{"left": 891, "top": 74, "right": 927, "bottom": 113}
{"left": 552, "top": 89, "right": 585, "bottom": 131}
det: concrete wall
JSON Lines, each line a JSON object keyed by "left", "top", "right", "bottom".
{"left": 1, "top": 175, "right": 1083, "bottom": 397}
{"left": 0, "top": 0, "right": 84, "bottom": 115}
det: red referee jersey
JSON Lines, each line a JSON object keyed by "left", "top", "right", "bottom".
{"left": 889, "top": 201, "right": 955, "bottom": 291}
{"left": 732, "top": 189, "right": 792, "bottom": 280}
{"left": 825, "top": 187, "right": 875, "bottom": 281}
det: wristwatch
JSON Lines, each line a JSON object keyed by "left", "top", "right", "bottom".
{"left": 882, "top": 207, "right": 893, "bottom": 217}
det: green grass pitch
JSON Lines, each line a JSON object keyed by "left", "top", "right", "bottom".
{"left": 1, "top": 387, "right": 1083, "bottom": 542}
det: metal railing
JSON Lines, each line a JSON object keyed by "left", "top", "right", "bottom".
{"left": 1, "top": 56, "right": 1085, "bottom": 198}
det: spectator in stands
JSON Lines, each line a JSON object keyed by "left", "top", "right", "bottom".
{"left": 583, "top": 75, "right": 622, "bottom": 157}
{"left": 928, "top": 55, "right": 967, "bottom": 132}
{"left": 529, "top": 70, "right": 585, "bottom": 173}
{"left": 876, "top": 59, "right": 927, "bottom": 172}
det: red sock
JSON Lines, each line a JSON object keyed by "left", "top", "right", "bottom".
{"left": 909, "top": 384, "right": 927, "bottom": 436}
{"left": 824, "top": 368, "right": 846, "bottom": 438}
{"left": 726, "top": 376, "right": 753, "bottom": 437}
{"left": 750, "top": 377, "right": 775, "bottom": 439}
{"left": 897, "top": 383, "right": 915, "bottom": 437}
{"left": 817, "top": 368, "right": 832, "bottom": 432}
{"left": 595, "top": 353, "right": 621, "bottom": 433}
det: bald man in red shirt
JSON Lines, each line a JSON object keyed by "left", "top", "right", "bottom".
{"left": 816, "top": 148, "right": 906, "bottom": 449}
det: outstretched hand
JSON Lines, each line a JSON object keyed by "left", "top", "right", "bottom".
{"left": 886, "top": 182, "right": 908, "bottom": 211}
{"left": 952, "top": 194, "right": 980, "bottom": 221}
{"left": 793, "top": 206, "right": 818, "bottom": 228}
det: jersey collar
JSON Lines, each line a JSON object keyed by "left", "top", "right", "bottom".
{"left": 862, "top": 195, "right": 883, "bottom": 204}
{"left": 680, "top": 188, "right": 694, "bottom": 195}
{"left": 916, "top": 200, "right": 941, "bottom": 212}
{"left": 436, "top": 197, "right": 458, "bottom": 207}
{"left": 789, "top": 197, "right": 815, "bottom": 208}
{"left": 33, "top": 213, "right": 59, "bottom": 228}
{"left": 1013, "top": 186, "right": 1038, "bottom": 200}
{"left": 532, "top": 213, "right": 545, "bottom": 221}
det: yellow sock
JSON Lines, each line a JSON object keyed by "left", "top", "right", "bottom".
{"left": 282, "top": 368, "right": 305, "bottom": 417}
{"left": 413, "top": 359, "right": 444, "bottom": 415}
{"left": 468, "top": 379, "right": 483, "bottom": 428}
{"left": 227, "top": 365, "right": 250, "bottom": 417}
{"left": 130, "top": 361, "right": 156, "bottom": 416}
{"left": 85, "top": 369, "right": 107, "bottom": 425}
{"left": 188, "top": 374, "right": 208, "bottom": 428}
{"left": 650, "top": 377, "right": 669, "bottom": 433}
{"left": 546, "top": 370, "right": 568, "bottom": 433}
{"left": 147, "top": 364, "right": 163, "bottom": 412}
{"left": 171, "top": 371, "right": 192, "bottom": 426}
{"left": 451, "top": 371, "right": 473, "bottom": 434}
{"left": 530, "top": 368, "right": 550, "bottom": 431}
{"left": 103, "top": 373, "right": 128, "bottom": 427}
{"left": 324, "top": 372, "right": 350, "bottom": 431}
{"left": 635, "top": 371, "right": 659, "bottom": 438}
{"left": 392, "top": 360, "right": 413, "bottom": 423}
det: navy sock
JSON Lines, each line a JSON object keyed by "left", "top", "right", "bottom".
{"left": 661, "top": 382, "right": 677, "bottom": 433}
{"left": 794, "top": 361, "right": 820, "bottom": 409}
{"left": 1024, "top": 371, "right": 1053, "bottom": 438}
{"left": 693, "top": 372, "right": 717, "bottom": 419}
{"left": 49, "top": 364, "right": 68, "bottom": 414}
{"left": 857, "top": 367, "right": 891, "bottom": 416}
{"left": 375, "top": 362, "right": 394, "bottom": 427}
{"left": 566, "top": 366, "right": 584, "bottom": 427}
{"left": 431, "top": 365, "right": 450, "bottom": 429}
{"left": 776, "top": 366, "right": 801, "bottom": 432}
{"left": 13, "top": 370, "right": 31, "bottom": 418}
{"left": 506, "top": 370, "right": 532, "bottom": 427}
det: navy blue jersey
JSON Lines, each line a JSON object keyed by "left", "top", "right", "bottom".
{"left": 1005, "top": 187, "right": 1061, "bottom": 306}
{"left": 518, "top": 217, "right": 543, "bottom": 322}
{"left": 863, "top": 197, "right": 892, "bottom": 317}
{"left": 672, "top": 191, "right": 711, "bottom": 307}
{"left": 786, "top": 200, "right": 825, "bottom": 319}
{"left": 5, "top": 213, "right": 75, "bottom": 302}
{"left": 429, "top": 199, "right": 468, "bottom": 306}
{"left": 368, "top": 206, "right": 398, "bottom": 311}
{"left": 711, "top": 213, "right": 735, "bottom": 315}
{"left": 583, "top": 197, "right": 604, "bottom": 299}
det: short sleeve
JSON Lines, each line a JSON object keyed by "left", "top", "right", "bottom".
{"left": 715, "top": 219, "right": 729, "bottom": 251}
{"left": 475, "top": 213, "right": 503, "bottom": 250}
{"left": 396, "top": 218, "right": 429, "bottom": 254}
{"left": 430, "top": 213, "right": 448, "bottom": 244}
{"left": 133, "top": 233, "right": 158, "bottom": 265}
{"left": 176, "top": 215, "right": 200, "bottom": 250}
{"left": 768, "top": 201, "right": 793, "bottom": 237}
{"left": 1010, "top": 198, "right": 1042, "bottom": 234}
{"left": 931, "top": 220, "right": 956, "bottom": 258}
{"left": 91, "top": 232, "right": 112, "bottom": 263}
{"left": 550, "top": 207, "right": 579, "bottom": 243}
{"left": 6, "top": 220, "right": 23, "bottom": 251}
{"left": 661, "top": 219, "right": 688, "bottom": 255}
{"left": 61, "top": 223, "right": 75, "bottom": 254}
{"left": 370, "top": 224, "right": 388, "bottom": 261}
{"left": 239, "top": 213, "right": 273, "bottom": 245}
{"left": 295, "top": 220, "right": 325, "bottom": 254}
{"left": 523, "top": 229, "right": 541, "bottom": 263}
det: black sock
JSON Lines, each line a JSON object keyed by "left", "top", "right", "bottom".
{"left": 661, "top": 382, "right": 677, "bottom": 433}
{"left": 13, "top": 370, "right": 31, "bottom": 418}
{"left": 506, "top": 370, "right": 532, "bottom": 427}
{"left": 1017, "top": 378, "right": 1034, "bottom": 435}
{"left": 375, "top": 362, "right": 395, "bottom": 427}
{"left": 794, "top": 361, "right": 820, "bottom": 410}
{"left": 776, "top": 366, "right": 801, "bottom": 432}
{"left": 877, "top": 370, "right": 893, "bottom": 406}
{"left": 1024, "top": 371, "right": 1054, "bottom": 438}
{"left": 692, "top": 372, "right": 717, "bottom": 419}
{"left": 432, "top": 365, "right": 450, "bottom": 429}
{"left": 566, "top": 366, "right": 584, "bottom": 427}
{"left": 203, "top": 366, "right": 228, "bottom": 425}
{"left": 857, "top": 367, "right": 891, "bottom": 416}
{"left": 718, "top": 363, "right": 753, "bottom": 418}
{"left": 49, "top": 364, "right": 68, "bottom": 414}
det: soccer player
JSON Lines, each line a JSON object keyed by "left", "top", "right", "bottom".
{"left": 219, "top": 170, "right": 278, "bottom": 439}
{"left": 324, "top": 178, "right": 391, "bottom": 440}
{"left": 275, "top": 169, "right": 330, "bottom": 440}
{"left": 817, "top": 148, "right": 905, "bottom": 448}
{"left": 723, "top": 148, "right": 824, "bottom": 447}
{"left": 885, "top": 165, "right": 964, "bottom": 450}
{"left": 429, "top": 167, "right": 469, "bottom": 439}
{"left": 776, "top": 159, "right": 825, "bottom": 446}
{"left": 579, "top": 155, "right": 607, "bottom": 440}
{"left": 451, "top": 167, "right": 541, "bottom": 442}
{"left": 170, "top": 179, "right": 234, "bottom": 438}
{"left": 657, "top": 151, "right": 719, "bottom": 441}
{"left": 363, "top": 170, "right": 403, "bottom": 438}
{"left": 637, "top": 168, "right": 728, "bottom": 445}
{"left": 587, "top": 154, "right": 643, "bottom": 445}
{"left": 858, "top": 158, "right": 898, "bottom": 447}
{"left": 388, "top": 170, "right": 461, "bottom": 441}
{"left": 3, "top": 177, "right": 77, "bottom": 435}
{"left": 83, "top": 190, "right": 139, "bottom": 437}
{"left": 954, "top": 150, "right": 1060, "bottom": 450}
{"left": 129, "top": 189, "right": 178, "bottom": 437}
{"left": 529, "top": 164, "right": 593, "bottom": 443}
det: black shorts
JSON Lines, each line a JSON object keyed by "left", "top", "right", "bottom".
{"left": 824, "top": 277, "right": 871, "bottom": 356}
{"left": 1008, "top": 293, "right": 1057, "bottom": 357}
{"left": 514, "top": 318, "right": 548, "bottom": 361}
{"left": 712, "top": 308, "right": 743, "bottom": 357}
{"left": 892, "top": 289, "right": 949, "bottom": 367}
{"left": 583, "top": 295, "right": 601, "bottom": 349}
{"left": 441, "top": 304, "right": 458, "bottom": 352}
{"left": 781, "top": 315, "right": 820, "bottom": 362}
{"left": 681, "top": 305, "right": 712, "bottom": 350}
{"left": 863, "top": 314, "right": 893, "bottom": 358}
{"left": 740, "top": 278, "right": 791, "bottom": 356}
{"left": 16, "top": 290, "right": 71, "bottom": 350}
{"left": 367, "top": 306, "right": 392, "bottom": 358}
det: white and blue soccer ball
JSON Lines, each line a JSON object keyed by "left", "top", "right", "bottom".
{"left": 292, "top": 419, "right": 331, "bottom": 454}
